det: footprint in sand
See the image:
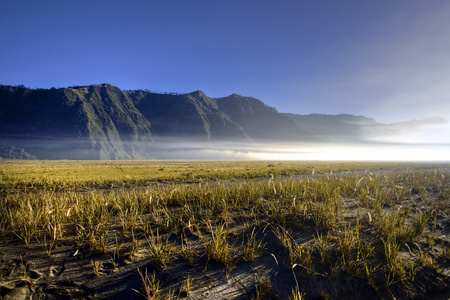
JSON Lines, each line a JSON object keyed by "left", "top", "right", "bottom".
{"left": 49, "top": 262, "right": 65, "bottom": 277}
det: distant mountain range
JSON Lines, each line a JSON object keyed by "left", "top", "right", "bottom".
{"left": 0, "top": 84, "right": 445, "bottom": 159}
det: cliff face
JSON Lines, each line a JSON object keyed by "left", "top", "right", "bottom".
{"left": 129, "top": 90, "right": 250, "bottom": 142}
{"left": 0, "top": 84, "right": 152, "bottom": 159}
{"left": 64, "top": 84, "right": 153, "bottom": 159}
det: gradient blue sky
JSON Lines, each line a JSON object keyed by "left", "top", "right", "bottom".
{"left": 1, "top": 0, "right": 450, "bottom": 124}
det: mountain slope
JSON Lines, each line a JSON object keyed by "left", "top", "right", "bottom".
{"left": 0, "top": 85, "right": 93, "bottom": 159}
{"left": 66, "top": 84, "right": 153, "bottom": 159}
{"left": 216, "top": 94, "right": 312, "bottom": 141}
{"left": 0, "top": 84, "right": 152, "bottom": 159}
{"left": 129, "top": 90, "right": 251, "bottom": 142}
{"left": 285, "top": 113, "right": 381, "bottom": 142}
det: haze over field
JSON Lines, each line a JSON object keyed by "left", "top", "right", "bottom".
{"left": 1, "top": 1, "right": 449, "bottom": 160}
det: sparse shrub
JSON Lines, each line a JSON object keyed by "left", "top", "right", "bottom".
{"left": 204, "top": 223, "right": 233, "bottom": 267}
{"left": 146, "top": 228, "right": 173, "bottom": 269}
{"left": 133, "top": 268, "right": 161, "bottom": 300}
{"left": 242, "top": 228, "right": 266, "bottom": 261}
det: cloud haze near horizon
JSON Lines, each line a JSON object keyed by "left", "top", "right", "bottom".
{"left": 144, "top": 132, "right": 450, "bottom": 161}
{"left": 144, "top": 141, "right": 450, "bottom": 162}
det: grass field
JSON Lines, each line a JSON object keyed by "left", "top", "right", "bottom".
{"left": 1, "top": 160, "right": 449, "bottom": 299}
{"left": 0, "top": 160, "right": 440, "bottom": 187}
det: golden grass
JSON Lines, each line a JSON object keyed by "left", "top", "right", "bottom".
{"left": 0, "top": 160, "right": 442, "bottom": 188}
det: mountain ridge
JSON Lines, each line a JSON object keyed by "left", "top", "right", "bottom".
{"left": 0, "top": 84, "right": 445, "bottom": 159}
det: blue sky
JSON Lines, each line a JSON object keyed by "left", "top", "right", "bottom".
{"left": 1, "top": 0, "right": 450, "bottom": 124}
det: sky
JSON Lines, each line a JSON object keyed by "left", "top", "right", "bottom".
{"left": 1, "top": 0, "right": 450, "bottom": 125}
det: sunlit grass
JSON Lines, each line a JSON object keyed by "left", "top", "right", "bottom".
{"left": 1, "top": 160, "right": 442, "bottom": 188}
